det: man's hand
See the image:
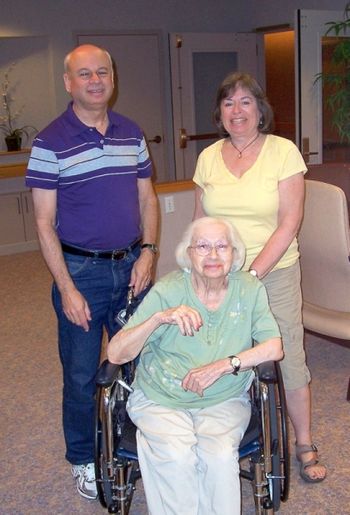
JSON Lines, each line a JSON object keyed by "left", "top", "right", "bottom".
{"left": 61, "top": 287, "right": 91, "bottom": 332}
{"left": 129, "top": 250, "right": 154, "bottom": 296}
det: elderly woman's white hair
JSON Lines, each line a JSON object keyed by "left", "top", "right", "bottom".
{"left": 175, "top": 217, "right": 246, "bottom": 272}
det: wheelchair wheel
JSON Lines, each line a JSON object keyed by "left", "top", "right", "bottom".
{"left": 267, "top": 382, "right": 281, "bottom": 509}
{"left": 275, "top": 362, "right": 289, "bottom": 503}
{"left": 94, "top": 382, "right": 117, "bottom": 511}
{"left": 261, "top": 365, "right": 289, "bottom": 512}
{"left": 95, "top": 363, "right": 139, "bottom": 514}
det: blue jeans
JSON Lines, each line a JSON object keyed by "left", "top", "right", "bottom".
{"left": 52, "top": 245, "right": 147, "bottom": 465}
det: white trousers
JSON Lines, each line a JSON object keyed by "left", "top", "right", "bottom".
{"left": 127, "top": 389, "right": 251, "bottom": 515}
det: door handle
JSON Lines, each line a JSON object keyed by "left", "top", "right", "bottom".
{"left": 148, "top": 135, "right": 162, "bottom": 144}
{"left": 179, "top": 128, "right": 218, "bottom": 149}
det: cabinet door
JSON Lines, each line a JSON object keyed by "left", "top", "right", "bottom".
{"left": 21, "top": 191, "right": 37, "bottom": 241}
{"left": 0, "top": 193, "right": 26, "bottom": 244}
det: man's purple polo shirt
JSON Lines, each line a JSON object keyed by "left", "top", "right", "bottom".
{"left": 26, "top": 102, "right": 153, "bottom": 250}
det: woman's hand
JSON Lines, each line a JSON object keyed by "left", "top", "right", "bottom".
{"left": 159, "top": 305, "right": 203, "bottom": 336}
{"left": 181, "top": 336, "right": 283, "bottom": 397}
{"left": 182, "top": 359, "right": 230, "bottom": 396}
{"left": 108, "top": 304, "right": 202, "bottom": 365}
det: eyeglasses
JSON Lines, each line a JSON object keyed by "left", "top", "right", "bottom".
{"left": 188, "top": 243, "right": 232, "bottom": 256}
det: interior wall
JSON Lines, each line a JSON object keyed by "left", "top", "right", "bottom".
{"left": 156, "top": 187, "right": 195, "bottom": 278}
{"left": 1, "top": 0, "right": 348, "bottom": 162}
{"left": 1, "top": 0, "right": 347, "bottom": 127}
{"left": 0, "top": 36, "right": 55, "bottom": 151}
{"left": 0, "top": 0, "right": 255, "bottom": 123}
{"left": 251, "top": 0, "right": 347, "bottom": 27}
{"left": 0, "top": 0, "right": 255, "bottom": 167}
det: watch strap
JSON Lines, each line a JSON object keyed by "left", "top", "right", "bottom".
{"left": 141, "top": 243, "right": 158, "bottom": 254}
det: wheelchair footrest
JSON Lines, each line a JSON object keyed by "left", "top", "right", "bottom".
{"left": 115, "top": 409, "right": 138, "bottom": 458}
{"left": 117, "top": 447, "right": 139, "bottom": 461}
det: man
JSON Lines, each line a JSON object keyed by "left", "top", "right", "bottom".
{"left": 25, "top": 44, "right": 158, "bottom": 500}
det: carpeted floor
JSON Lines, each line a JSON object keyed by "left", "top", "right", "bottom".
{"left": 0, "top": 251, "right": 349, "bottom": 515}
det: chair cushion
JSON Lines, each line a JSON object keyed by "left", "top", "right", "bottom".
{"left": 303, "top": 302, "right": 350, "bottom": 340}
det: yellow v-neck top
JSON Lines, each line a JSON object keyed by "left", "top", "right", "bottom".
{"left": 193, "top": 134, "right": 307, "bottom": 271}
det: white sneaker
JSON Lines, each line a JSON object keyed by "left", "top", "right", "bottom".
{"left": 71, "top": 463, "right": 98, "bottom": 500}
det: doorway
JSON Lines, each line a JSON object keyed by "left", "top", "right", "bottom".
{"left": 296, "top": 9, "right": 350, "bottom": 165}
{"left": 264, "top": 30, "right": 295, "bottom": 143}
{"left": 169, "top": 32, "right": 258, "bottom": 181}
{"left": 264, "top": 13, "right": 350, "bottom": 165}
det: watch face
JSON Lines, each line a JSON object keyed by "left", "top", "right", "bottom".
{"left": 230, "top": 356, "right": 241, "bottom": 375}
{"left": 249, "top": 269, "right": 258, "bottom": 277}
{"left": 230, "top": 357, "right": 241, "bottom": 368}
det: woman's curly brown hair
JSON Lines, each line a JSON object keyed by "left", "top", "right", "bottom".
{"left": 213, "top": 72, "right": 275, "bottom": 137}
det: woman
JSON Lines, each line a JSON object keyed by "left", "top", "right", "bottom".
{"left": 108, "top": 216, "right": 282, "bottom": 515}
{"left": 192, "top": 72, "right": 326, "bottom": 483}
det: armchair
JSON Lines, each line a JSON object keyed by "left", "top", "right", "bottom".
{"left": 298, "top": 179, "right": 350, "bottom": 400}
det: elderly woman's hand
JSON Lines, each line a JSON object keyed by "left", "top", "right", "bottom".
{"left": 182, "top": 359, "right": 230, "bottom": 397}
{"left": 159, "top": 305, "right": 203, "bottom": 336}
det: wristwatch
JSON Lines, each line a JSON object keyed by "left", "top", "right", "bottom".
{"left": 141, "top": 243, "right": 158, "bottom": 254}
{"left": 228, "top": 355, "right": 241, "bottom": 375}
{"left": 249, "top": 268, "right": 258, "bottom": 278}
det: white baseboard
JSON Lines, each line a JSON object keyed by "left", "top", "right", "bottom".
{"left": 0, "top": 240, "right": 39, "bottom": 256}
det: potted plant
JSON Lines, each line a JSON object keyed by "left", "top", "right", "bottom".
{"left": 0, "top": 64, "right": 37, "bottom": 151}
{"left": 315, "top": 3, "right": 350, "bottom": 142}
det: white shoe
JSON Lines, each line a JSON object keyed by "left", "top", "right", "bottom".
{"left": 71, "top": 463, "right": 97, "bottom": 500}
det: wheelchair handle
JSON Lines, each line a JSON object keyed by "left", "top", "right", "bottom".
{"left": 125, "top": 286, "right": 135, "bottom": 319}
{"left": 117, "top": 378, "right": 134, "bottom": 393}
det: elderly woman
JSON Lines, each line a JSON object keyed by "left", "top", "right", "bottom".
{"left": 108, "top": 216, "right": 282, "bottom": 515}
{"left": 192, "top": 72, "right": 326, "bottom": 483}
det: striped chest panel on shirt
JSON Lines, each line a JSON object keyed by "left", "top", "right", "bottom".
{"left": 26, "top": 134, "right": 151, "bottom": 187}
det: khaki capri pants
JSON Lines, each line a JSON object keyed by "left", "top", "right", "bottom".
{"left": 261, "top": 260, "right": 311, "bottom": 390}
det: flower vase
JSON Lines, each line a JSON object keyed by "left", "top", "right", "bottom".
{"left": 5, "top": 135, "right": 22, "bottom": 152}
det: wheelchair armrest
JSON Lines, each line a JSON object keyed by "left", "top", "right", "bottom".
{"left": 256, "top": 361, "right": 278, "bottom": 383}
{"left": 95, "top": 359, "right": 121, "bottom": 387}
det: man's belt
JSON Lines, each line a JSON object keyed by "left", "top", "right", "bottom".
{"left": 61, "top": 239, "right": 141, "bottom": 261}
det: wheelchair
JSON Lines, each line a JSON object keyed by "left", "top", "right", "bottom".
{"left": 94, "top": 292, "right": 289, "bottom": 514}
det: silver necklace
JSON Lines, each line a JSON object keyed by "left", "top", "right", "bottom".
{"left": 229, "top": 133, "right": 260, "bottom": 158}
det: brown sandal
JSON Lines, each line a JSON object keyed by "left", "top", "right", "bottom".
{"left": 295, "top": 443, "right": 326, "bottom": 483}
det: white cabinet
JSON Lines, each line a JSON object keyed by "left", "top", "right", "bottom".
{"left": 0, "top": 193, "right": 26, "bottom": 244}
{"left": 0, "top": 190, "right": 38, "bottom": 255}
